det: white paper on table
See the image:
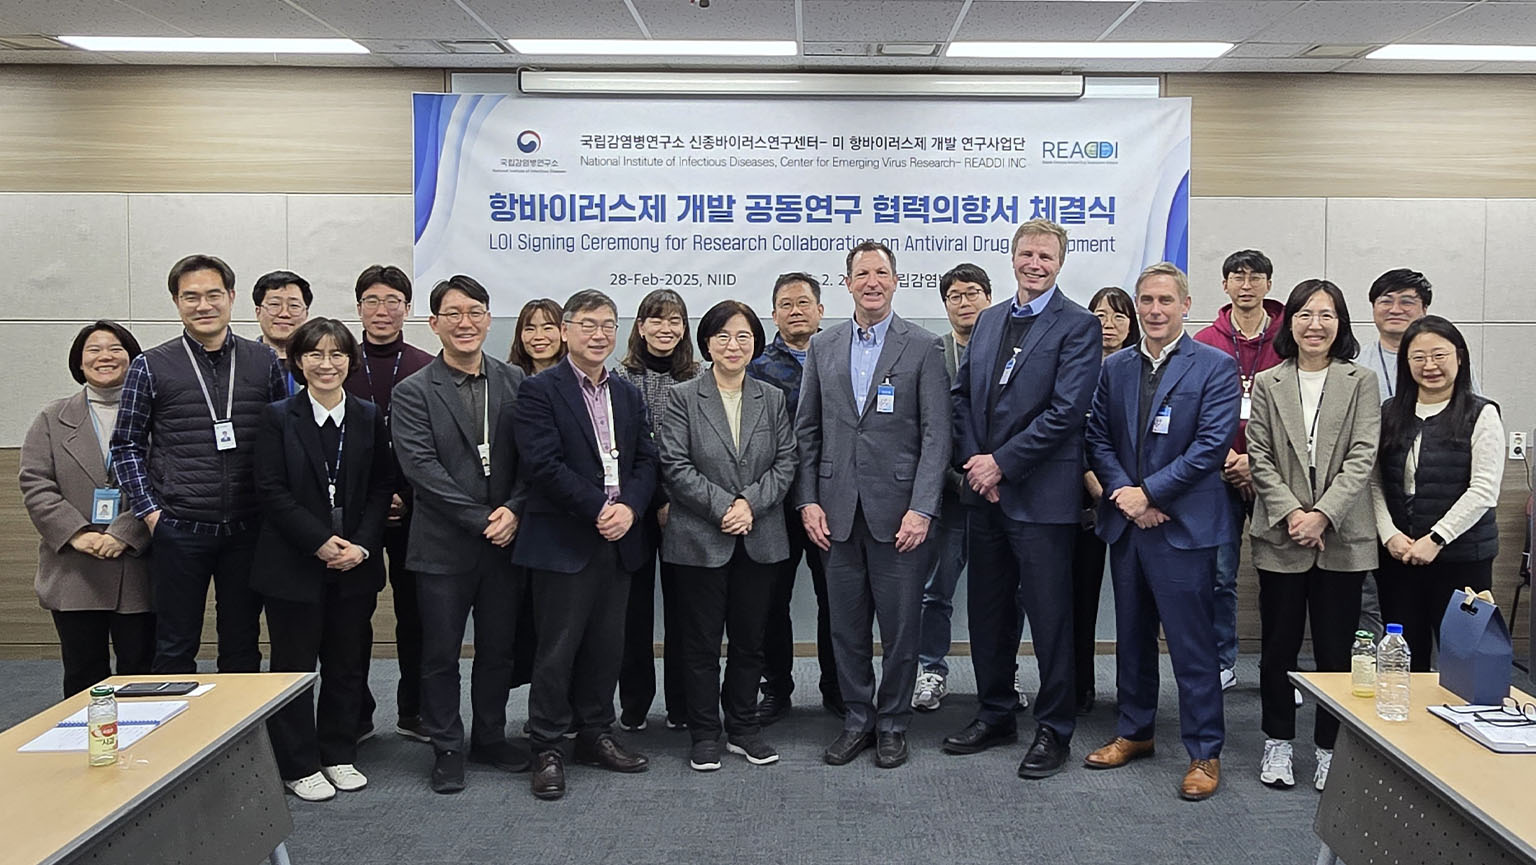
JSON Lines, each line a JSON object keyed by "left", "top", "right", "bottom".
{"left": 17, "top": 700, "right": 190, "bottom": 753}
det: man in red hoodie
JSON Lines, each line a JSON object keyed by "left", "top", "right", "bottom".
{"left": 1192, "top": 249, "right": 1283, "bottom": 692}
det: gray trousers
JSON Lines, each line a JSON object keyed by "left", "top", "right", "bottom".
{"left": 826, "top": 506, "right": 934, "bottom": 734}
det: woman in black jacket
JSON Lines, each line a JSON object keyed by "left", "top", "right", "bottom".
{"left": 254, "top": 318, "right": 394, "bottom": 802}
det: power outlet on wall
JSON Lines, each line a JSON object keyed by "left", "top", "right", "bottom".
{"left": 1509, "top": 431, "right": 1527, "bottom": 461}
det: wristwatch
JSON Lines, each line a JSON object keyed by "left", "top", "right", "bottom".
{"left": 1429, "top": 530, "right": 1448, "bottom": 547}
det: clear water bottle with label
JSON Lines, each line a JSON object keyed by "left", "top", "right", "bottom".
{"left": 1350, "top": 630, "right": 1376, "bottom": 697}
{"left": 87, "top": 685, "right": 119, "bottom": 766}
{"left": 1375, "top": 624, "right": 1412, "bottom": 722}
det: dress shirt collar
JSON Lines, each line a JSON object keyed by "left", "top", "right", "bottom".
{"left": 308, "top": 392, "right": 346, "bottom": 427}
{"left": 566, "top": 355, "right": 609, "bottom": 390}
{"left": 853, "top": 311, "right": 893, "bottom": 344}
{"left": 1010, "top": 285, "right": 1058, "bottom": 318}
{"left": 1138, "top": 331, "right": 1185, "bottom": 374}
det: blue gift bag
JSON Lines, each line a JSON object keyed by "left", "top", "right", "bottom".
{"left": 1438, "top": 588, "right": 1513, "bottom": 705}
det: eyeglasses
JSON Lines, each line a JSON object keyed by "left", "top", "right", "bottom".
{"left": 1443, "top": 698, "right": 1536, "bottom": 726}
{"left": 567, "top": 319, "right": 618, "bottom": 336}
{"left": 1407, "top": 350, "right": 1455, "bottom": 367}
{"left": 176, "top": 290, "right": 230, "bottom": 307}
{"left": 945, "top": 289, "right": 988, "bottom": 305}
{"left": 436, "top": 308, "right": 489, "bottom": 324}
{"left": 260, "top": 300, "right": 308, "bottom": 316}
{"left": 301, "top": 350, "right": 350, "bottom": 367}
{"left": 1374, "top": 294, "right": 1424, "bottom": 310}
{"left": 1225, "top": 273, "right": 1269, "bottom": 286}
{"left": 1292, "top": 311, "right": 1338, "bottom": 325}
{"left": 359, "top": 297, "right": 407, "bottom": 312}
{"left": 776, "top": 298, "right": 818, "bottom": 312}
{"left": 711, "top": 332, "right": 755, "bottom": 347}
{"left": 1094, "top": 311, "right": 1131, "bottom": 325}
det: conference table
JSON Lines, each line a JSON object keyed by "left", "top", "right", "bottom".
{"left": 0, "top": 672, "right": 314, "bottom": 865}
{"left": 1292, "top": 672, "right": 1536, "bottom": 865}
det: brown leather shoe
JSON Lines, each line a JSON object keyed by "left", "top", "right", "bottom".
{"left": 1083, "top": 736, "right": 1155, "bottom": 769}
{"left": 531, "top": 750, "right": 564, "bottom": 801}
{"left": 1180, "top": 758, "right": 1220, "bottom": 801}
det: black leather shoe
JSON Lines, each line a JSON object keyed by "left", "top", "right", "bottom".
{"left": 1076, "top": 687, "right": 1097, "bottom": 716}
{"left": 430, "top": 750, "right": 465, "bottom": 794}
{"left": 468, "top": 739, "right": 531, "bottom": 773}
{"left": 1017, "top": 726, "right": 1069, "bottom": 779}
{"left": 823, "top": 730, "right": 875, "bottom": 765}
{"left": 756, "top": 693, "right": 790, "bottom": 726}
{"left": 875, "top": 732, "right": 908, "bottom": 768}
{"left": 573, "top": 734, "right": 649, "bottom": 773}
{"left": 531, "top": 750, "right": 564, "bottom": 800}
{"left": 941, "top": 720, "right": 1018, "bottom": 755}
{"left": 822, "top": 696, "right": 848, "bottom": 719}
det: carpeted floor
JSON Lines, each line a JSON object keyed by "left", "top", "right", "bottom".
{"left": 9, "top": 653, "right": 1483, "bottom": 865}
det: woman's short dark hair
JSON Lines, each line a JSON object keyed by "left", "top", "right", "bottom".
{"left": 621, "top": 288, "right": 699, "bottom": 380}
{"left": 1273, "top": 279, "right": 1360, "bottom": 361}
{"left": 1086, "top": 286, "right": 1140, "bottom": 350}
{"left": 429, "top": 275, "right": 490, "bottom": 314}
{"left": 508, "top": 298, "right": 567, "bottom": 373}
{"left": 68, "top": 320, "right": 142, "bottom": 385}
{"left": 1380, "top": 315, "right": 1488, "bottom": 453}
{"left": 696, "top": 300, "right": 766, "bottom": 363}
{"left": 286, "top": 318, "right": 361, "bottom": 386}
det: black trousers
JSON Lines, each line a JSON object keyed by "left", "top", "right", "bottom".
{"left": 618, "top": 518, "right": 686, "bottom": 723}
{"left": 1071, "top": 526, "right": 1108, "bottom": 699}
{"left": 1376, "top": 553, "right": 1494, "bottom": 673}
{"left": 148, "top": 522, "right": 263, "bottom": 673}
{"left": 51, "top": 610, "right": 155, "bottom": 698}
{"left": 416, "top": 552, "right": 522, "bottom": 753}
{"left": 672, "top": 542, "right": 778, "bottom": 742}
{"left": 1257, "top": 567, "right": 1364, "bottom": 748}
{"left": 265, "top": 587, "right": 378, "bottom": 780}
{"left": 528, "top": 543, "right": 629, "bottom": 751}
{"left": 760, "top": 499, "right": 840, "bottom": 703}
{"left": 357, "top": 523, "right": 420, "bottom": 730}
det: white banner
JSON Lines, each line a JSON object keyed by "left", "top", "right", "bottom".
{"left": 413, "top": 92, "right": 1190, "bottom": 319}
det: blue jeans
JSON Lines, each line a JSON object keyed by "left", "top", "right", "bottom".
{"left": 1213, "top": 540, "right": 1240, "bottom": 670}
{"left": 917, "top": 494, "right": 969, "bottom": 676}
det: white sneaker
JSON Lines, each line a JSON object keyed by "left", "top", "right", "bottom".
{"left": 322, "top": 763, "right": 368, "bottom": 792}
{"left": 1259, "top": 739, "right": 1295, "bottom": 788}
{"left": 1013, "top": 671, "right": 1030, "bottom": 709}
{"left": 285, "top": 771, "right": 337, "bottom": 802}
{"left": 911, "top": 671, "right": 947, "bottom": 711}
{"left": 1314, "top": 748, "right": 1332, "bottom": 791}
{"left": 1220, "top": 668, "right": 1237, "bottom": 691}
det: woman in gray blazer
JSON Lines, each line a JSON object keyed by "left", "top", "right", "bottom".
{"left": 658, "top": 300, "right": 796, "bottom": 773}
{"left": 19, "top": 321, "right": 153, "bottom": 697}
{"left": 1246, "top": 280, "right": 1379, "bottom": 793}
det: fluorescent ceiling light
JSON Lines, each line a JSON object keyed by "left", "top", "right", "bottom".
{"left": 1367, "top": 44, "right": 1536, "bottom": 62}
{"left": 509, "top": 38, "right": 796, "bottom": 57}
{"left": 59, "top": 36, "right": 367, "bottom": 53}
{"left": 947, "top": 41, "right": 1232, "bottom": 59}
{"left": 519, "top": 70, "right": 1084, "bottom": 98}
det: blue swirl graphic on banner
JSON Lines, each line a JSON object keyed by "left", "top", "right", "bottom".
{"left": 1162, "top": 170, "right": 1190, "bottom": 271}
{"left": 413, "top": 93, "right": 456, "bottom": 243}
{"left": 517, "top": 130, "right": 541, "bottom": 153}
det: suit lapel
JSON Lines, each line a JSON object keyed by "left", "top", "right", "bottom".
{"left": 484, "top": 355, "right": 505, "bottom": 441}
{"left": 340, "top": 396, "right": 369, "bottom": 509}
{"left": 696, "top": 373, "right": 738, "bottom": 458}
{"left": 1010, "top": 291, "right": 1063, "bottom": 374}
{"left": 826, "top": 322, "right": 858, "bottom": 418}
{"left": 59, "top": 393, "right": 109, "bottom": 487}
{"left": 553, "top": 362, "right": 603, "bottom": 460}
{"left": 1267, "top": 362, "right": 1312, "bottom": 473}
{"left": 968, "top": 304, "right": 1004, "bottom": 443}
{"left": 861, "top": 315, "right": 911, "bottom": 420}
{"left": 737, "top": 377, "right": 766, "bottom": 455}
{"left": 1118, "top": 351, "right": 1141, "bottom": 452}
{"left": 1146, "top": 346, "right": 1195, "bottom": 435}
{"left": 1311, "top": 363, "right": 1355, "bottom": 479}
{"left": 430, "top": 359, "right": 479, "bottom": 448}
{"left": 291, "top": 395, "right": 331, "bottom": 493}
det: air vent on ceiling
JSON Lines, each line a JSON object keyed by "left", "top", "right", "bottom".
{"left": 437, "top": 40, "right": 509, "bottom": 55}
{"left": 878, "top": 43, "right": 938, "bottom": 57}
{"left": 1301, "top": 44, "right": 1377, "bottom": 59}
{"left": 0, "top": 35, "right": 69, "bottom": 50}
{"left": 803, "top": 42, "right": 870, "bottom": 57}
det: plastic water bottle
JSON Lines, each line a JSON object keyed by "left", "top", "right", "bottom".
{"left": 1375, "top": 624, "right": 1412, "bottom": 722}
{"left": 87, "top": 685, "right": 119, "bottom": 767}
{"left": 1350, "top": 630, "right": 1376, "bottom": 697}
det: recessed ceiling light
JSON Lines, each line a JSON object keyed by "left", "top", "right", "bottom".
{"left": 508, "top": 38, "right": 797, "bottom": 57}
{"left": 438, "top": 40, "right": 508, "bottom": 55}
{"left": 878, "top": 43, "right": 939, "bottom": 57}
{"left": 58, "top": 36, "right": 368, "bottom": 53}
{"left": 1367, "top": 43, "right": 1536, "bottom": 62}
{"left": 947, "top": 41, "right": 1232, "bottom": 60}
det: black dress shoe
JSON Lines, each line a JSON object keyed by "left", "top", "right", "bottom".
{"left": 1076, "top": 687, "right": 1097, "bottom": 716}
{"left": 468, "top": 739, "right": 531, "bottom": 773}
{"left": 573, "top": 734, "right": 649, "bottom": 773}
{"left": 756, "top": 693, "right": 790, "bottom": 726}
{"left": 430, "top": 750, "right": 466, "bottom": 794}
{"left": 941, "top": 720, "right": 1018, "bottom": 755}
{"left": 1017, "top": 726, "right": 1069, "bottom": 779}
{"left": 875, "top": 732, "right": 908, "bottom": 769}
{"left": 823, "top": 730, "right": 875, "bottom": 765}
{"left": 822, "top": 696, "right": 848, "bottom": 719}
{"left": 531, "top": 750, "right": 565, "bottom": 800}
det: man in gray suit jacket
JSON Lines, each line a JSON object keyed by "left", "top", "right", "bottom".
{"left": 795, "top": 241, "right": 952, "bottom": 769}
{"left": 390, "top": 275, "right": 527, "bottom": 795}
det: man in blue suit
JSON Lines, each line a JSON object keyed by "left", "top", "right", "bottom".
{"left": 1083, "top": 262, "right": 1240, "bottom": 801}
{"left": 942, "top": 219, "right": 1101, "bottom": 779}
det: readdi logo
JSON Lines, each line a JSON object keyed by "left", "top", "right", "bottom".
{"left": 517, "top": 130, "right": 542, "bottom": 153}
{"left": 1042, "top": 140, "right": 1118, "bottom": 162}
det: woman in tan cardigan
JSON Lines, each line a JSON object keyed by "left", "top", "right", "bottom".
{"left": 19, "top": 321, "right": 153, "bottom": 697}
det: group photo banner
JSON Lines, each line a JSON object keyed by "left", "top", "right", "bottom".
{"left": 412, "top": 92, "right": 1191, "bottom": 319}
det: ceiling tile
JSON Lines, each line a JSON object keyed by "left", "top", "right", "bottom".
{"left": 468, "top": 0, "right": 644, "bottom": 40}
{"left": 805, "top": 0, "right": 965, "bottom": 44}
{"left": 1201, "top": 57, "right": 1352, "bottom": 72}
{"left": 1408, "top": 1, "right": 1536, "bottom": 43}
{"left": 956, "top": 1, "right": 1133, "bottom": 41}
{"left": 0, "top": 48, "right": 121, "bottom": 64}
{"left": 1225, "top": 42, "right": 1313, "bottom": 58}
{"left": 631, "top": 0, "right": 795, "bottom": 39}
{"left": 2, "top": 0, "right": 178, "bottom": 37}
{"left": 1109, "top": 1, "right": 1304, "bottom": 42}
{"left": 1333, "top": 57, "right": 1484, "bottom": 73}
{"left": 1254, "top": 2, "right": 1475, "bottom": 44}
{"left": 356, "top": 38, "right": 446, "bottom": 54}
{"left": 289, "top": 0, "right": 494, "bottom": 40}
{"left": 123, "top": 0, "right": 336, "bottom": 38}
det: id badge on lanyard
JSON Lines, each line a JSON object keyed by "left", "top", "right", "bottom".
{"left": 86, "top": 395, "right": 121, "bottom": 524}
{"left": 1240, "top": 376, "right": 1253, "bottom": 422}
{"left": 1151, "top": 404, "right": 1172, "bottom": 435}
{"left": 182, "top": 336, "right": 238, "bottom": 451}
{"left": 875, "top": 379, "right": 895, "bottom": 414}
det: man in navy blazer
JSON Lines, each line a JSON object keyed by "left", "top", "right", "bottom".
{"left": 944, "top": 219, "right": 1101, "bottom": 779}
{"left": 513, "top": 289, "right": 658, "bottom": 801}
{"left": 1083, "top": 262, "right": 1241, "bottom": 801}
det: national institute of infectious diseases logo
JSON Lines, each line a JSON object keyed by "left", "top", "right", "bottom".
{"left": 517, "top": 130, "right": 542, "bottom": 153}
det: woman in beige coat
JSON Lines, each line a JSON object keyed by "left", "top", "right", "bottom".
{"left": 1246, "top": 280, "right": 1379, "bottom": 793}
{"left": 19, "top": 321, "right": 153, "bottom": 697}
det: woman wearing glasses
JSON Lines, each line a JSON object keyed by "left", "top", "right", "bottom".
{"left": 613, "top": 289, "right": 701, "bottom": 731}
{"left": 657, "top": 300, "right": 796, "bottom": 771}
{"left": 1371, "top": 315, "right": 1503, "bottom": 671}
{"left": 1071, "top": 287, "right": 1138, "bottom": 714}
{"left": 508, "top": 298, "right": 567, "bottom": 375}
{"left": 1246, "top": 280, "right": 1380, "bottom": 792}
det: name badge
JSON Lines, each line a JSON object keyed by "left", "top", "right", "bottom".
{"left": 998, "top": 348, "right": 1021, "bottom": 386}
{"left": 1151, "top": 405, "right": 1172, "bottom": 435}
{"left": 477, "top": 442, "right": 492, "bottom": 477}
{"left": 330, "top": 506, "right": 345, "bottom": 535}
{"left": 1240, "top": 395, "right": 1252, "bottom": 421}
{"left": 91, "top": 488, "right": 121, "bottom": 524}
{"left": 213, "top": 420, "right": 237, "bottom": 451}
{"left": 601, "top": 451, "right": 620, "bottom": 487}
{"left": 876, "top": 382, "right": 895, "bottom": 414}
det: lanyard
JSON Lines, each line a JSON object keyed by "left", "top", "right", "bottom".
{"left": 180, "top": 335, "right": 237, "bottom": 423}
{"left": 1300, "top": 369, "right": 1327, "bottom": 492}
{"left": 362, "top": 350, "right": 404, "bottom": 425}
{"left": 1377, "top": 343, "right": 1394, "bottom": 397}
{"left": 587, "top": 379, "right": 618, "bottom": 459}
{"left": 84, "top": 390, "right": 113, "bottom": 478}
{"left": 479, "top": 376, "right": 490, "bottom": 446}
{"left": 324, "top": 421, "right": 346, "bottom": 508}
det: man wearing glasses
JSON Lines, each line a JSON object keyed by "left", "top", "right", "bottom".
{"left": 344, "top": 265, "right": 435, "bottom": 744}
{"left": 252, "top": 270, "right": 311, "bottom": 397}
{"left": 390, "top": 275, "right": 528, "bottom": 794}
{"left": 1358, "top": 269, "right": 1479, "bottom": 404}
{"left": 111, "top": 254, "right": 289, "bottom": 674}
{"left": 514, "top": 289, "right": 659, "bottom": 800}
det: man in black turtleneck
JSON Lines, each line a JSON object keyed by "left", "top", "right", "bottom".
{"left": 344, "top": 265, "right": 434, "bottom": 742}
